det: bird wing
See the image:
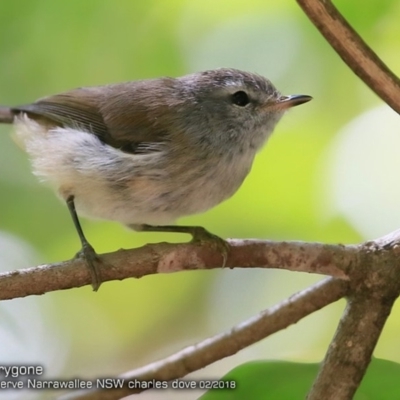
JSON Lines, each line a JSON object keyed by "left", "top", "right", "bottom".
{"left": 12, "top": 81, "right": 175, "bottom": 153}
{"left": 13, "top": 88, "right": 109, "bottom": 138}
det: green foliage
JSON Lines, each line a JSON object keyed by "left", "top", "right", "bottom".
{"left": 200, "top": 359, "right": 400, "bottom": 400}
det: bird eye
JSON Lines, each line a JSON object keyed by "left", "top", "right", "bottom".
{"left": 231, "top": 91, "right": 250, "bottom": 107}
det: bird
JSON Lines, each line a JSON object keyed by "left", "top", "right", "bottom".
{"left": 0, "top": 68, "right": 312, "bottom": 290}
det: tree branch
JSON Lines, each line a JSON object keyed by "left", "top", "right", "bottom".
{"left": 307, "top": 295, "right": 394, "bottom": 400}
{"left": 306, "top": 234, "right": 400, "bottom": 399}
{"left": 0, "top": 239, "right": 355, "bottom": 300}
{"left": 60, "top": 277, "right": 349, "bottom": 400}
{"left": 293, "top": 2, "right": 400, "bottom": 395}
{"left": 296, "top": 0, "right": 400, "bottom": 114}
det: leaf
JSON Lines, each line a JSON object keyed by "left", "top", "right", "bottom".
{"left": 199, "top": 358, "right": 400, "bottom": 400}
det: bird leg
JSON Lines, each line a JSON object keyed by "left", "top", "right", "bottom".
{"left": 66, "top": 196, "right": 102, "bottom": 291}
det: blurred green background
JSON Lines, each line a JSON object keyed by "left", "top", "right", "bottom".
{"left": 0, "top": 1, "right": 399, "bottom": 399}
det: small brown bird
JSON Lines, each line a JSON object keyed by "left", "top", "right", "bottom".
{"left": 0, "top": 68, "right": 311, "bottom": 290}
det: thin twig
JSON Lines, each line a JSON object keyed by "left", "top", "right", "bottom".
{"left": 296, "top": 0, "right": 400, "bottom": 114}
{"left": 60, "top": 277, "right": 349, "bottom": 400}
{"left": 0, "top": 239, "right": 355, "bottom": 300}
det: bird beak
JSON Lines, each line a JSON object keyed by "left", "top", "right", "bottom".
{"left": 277, "top": 94, "right": 312, "bottom": 109}
{"left": 262, "top": 94, "right": 312, "bottom": 112}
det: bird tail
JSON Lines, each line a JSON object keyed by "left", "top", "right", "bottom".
{"left": 0, "top": 106, "right": 14, "bottom": 123}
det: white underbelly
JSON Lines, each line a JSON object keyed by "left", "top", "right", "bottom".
{"left": 14, "top": 116, "right": 255, "bottom": 225}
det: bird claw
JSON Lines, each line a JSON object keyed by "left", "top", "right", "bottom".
{"left": 189, "top": 227, "right": 230, "bottom": 267}
{"left": 75, "top": 243, "right": 102, "bottom": 291}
